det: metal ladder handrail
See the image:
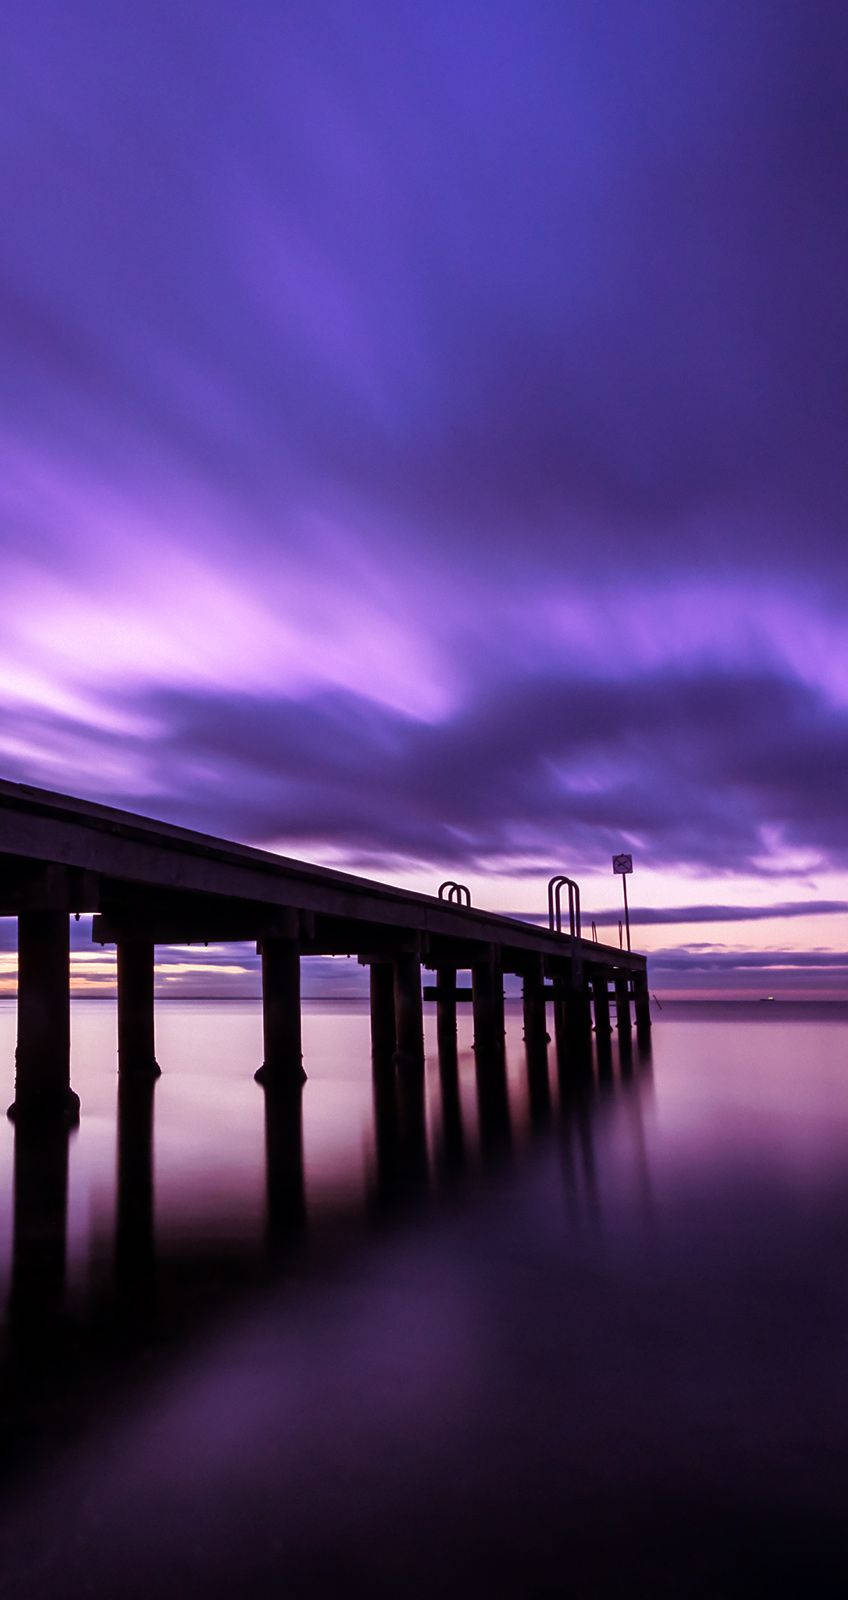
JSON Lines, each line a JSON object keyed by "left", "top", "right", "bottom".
{"left": 546, "top": 874, "right": 581, "bottom": 940}
{"left": 547, "top": 873, "right": 582, "bottom": 987}
{"left": 437, "top": 880, "right": 472, "bottom": 907}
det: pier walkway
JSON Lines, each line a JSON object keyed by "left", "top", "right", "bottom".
{"left": 0, "top": 778, "right": 649, "bottom": 1121}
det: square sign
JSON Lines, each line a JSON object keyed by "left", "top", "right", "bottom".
{"left": 612, "top": 853, "right": 633, "bottom": 875}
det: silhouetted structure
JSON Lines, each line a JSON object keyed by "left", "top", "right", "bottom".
{"left": 0, "top": 778, "right": 649, "bottom": 1120}
{"left": 370, "top": 1051, "right": 430, "bottom": 1209}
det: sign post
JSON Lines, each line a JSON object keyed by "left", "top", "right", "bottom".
{"left": 612, "top": 853, "right": 633, "bottom": 952}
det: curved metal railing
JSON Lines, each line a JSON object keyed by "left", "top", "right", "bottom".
{"left": 547, "top": 872, "right": 583, "bottom": 986}
{"left": 546, "top": 874, "right": 581, "bottom": 940}
{"left": 437, "top": 880, "right": 472, "bottom": 907}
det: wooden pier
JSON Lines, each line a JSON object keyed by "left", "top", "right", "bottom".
{"left": 0, "top": 778, "right": 650, "bottom": 1121}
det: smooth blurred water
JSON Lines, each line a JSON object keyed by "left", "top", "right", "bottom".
{"left": 0, "top": 998, "right": 847, "bottom": 1597}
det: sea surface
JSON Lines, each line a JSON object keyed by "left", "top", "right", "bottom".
{"left": 0, "top": 997, "right": 846, "bottom": 1596}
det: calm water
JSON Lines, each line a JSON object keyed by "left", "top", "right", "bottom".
{"left": 0, "top": 998, "right": 847, "bottom": 1596}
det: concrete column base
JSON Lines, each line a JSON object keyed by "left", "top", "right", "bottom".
{"left": 256, "top": 936, "right": 305, "bottom": 1085}
{"left": 8, "top": 911, "right": 78, "bottom": 1124}
{"left": 634, "top": 973, "right": 652, "bottom": 1037}
{"left": 566, "top": 984, "right": 593, "bottom": 1043}
{"left": 591, "top": 974, "right": 612, "bottom": 1038}
{"left": 117, "top": 940, "right": 160, "bottom": 1076}
{"left": 7, "top": 1086, "right": 80, "bottom": 1126}
{"left": 473, "top": 957, "right": 504, "bottom": 1062}
{"left": 614, "top": 975, "right": 632, "bottom": 1034}
{"left": 436, "top": 966, "right": 458, "bottom": 1049}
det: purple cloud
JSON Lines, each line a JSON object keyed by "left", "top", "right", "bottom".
{"left": 1, "top": 2, "right": 847, "bottom": 992}
{"left": 3, "top": 663, "right": 847, "bottom": 885}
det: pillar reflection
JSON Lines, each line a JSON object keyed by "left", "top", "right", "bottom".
{"left": 9, "top": 1117, "right": 72, "bottom": 1348}
{"left": 115, "top": 1070, "right": 157, "bottom": 1306}
{"left": 618, "top": 1021, "right": 634, "bottom": 1078}
{"left": 436, "top": 1017, "right": 466, "bottom": 1176}
{"left": 554, "top": 998, "right": 594, "bottom": 1094}
{"left": 474, "top": 1044, "right": 512, "bottom": 1166}
{"left": 558, "top": 1070, "right": 599, "bottom": 1223}
{"left": 523, "top": 960, "right": 551, "bottom": 1131}
{"left": 371, "top": 1055, "right": 430, "bottom": 1211}
{"left": 596, "top": 1026, "right": 615, "bottom": 1091}
{"left": 262, "top": 1080, "right": 307, "bottom": 1259}
{"left": 636, "top": 1031, "right": 654, "bottom": 1076}
{"left": 553, "top": 1021, "right": 658, "bottom": 1229}
{"left": 526, "top": 1045, "right": 552, "bottom": 1130}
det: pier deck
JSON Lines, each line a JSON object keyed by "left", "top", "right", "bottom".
{"left": 0, "top": 778, "right": 649, "bottom": 1119}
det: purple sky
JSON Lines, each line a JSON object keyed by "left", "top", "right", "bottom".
{"left": 2, "top": 1, "right": 847, "bottom": 996}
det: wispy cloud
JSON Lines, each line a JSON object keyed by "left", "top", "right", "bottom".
{"left": 2, "top": 2, "right": 847, "bottom": 993}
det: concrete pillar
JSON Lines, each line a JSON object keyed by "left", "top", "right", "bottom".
{"left": 591, "top": 973, "right": 612, "bottom": 1039}
{"left": 614, "top": 974, "right": 632, "bottom": 1035}
{"left": 554, "top": 979, "right": 593, "bottom": 1081}
{"left": 593, "top": 973, "right": 613, "bottom": 1081}
{"left": 566, "top": 985, "right": 594, "bottom": 1083}
{"left": 472, "top": 954, "right": 509, "bottom": 1159}
{"left": 522, "top": 959, "right": 550, "bottom": 1124}
{"left": 393, "top": 954, "right": 424, "bottom": 1068}
{"left": 9, "top": 911, "right": 78, "bottom": 1124}
{"left": 552, "top": 975, "right": 568, "bottom": 1060}
{"left": 117, "top": 940, "right": 159, "bottom": 1075}
{"left": 567, "top": 984, "right": 593, "bottom": 1044}
{"left": 256, "top": 936, "right": 304, "bottom": 1085}
{"left": 436, "top": 966, "right": 457, "bottom": 1048}
{"left": 472, "top": 956, "right": 504, "bottom": 1062}
{"left": 634, "top": 972, "right": 652, "bottom": 1038}
{"left": 493, "top": 964, "right": 506, "bottom": 1043}
{"left": 369, "top": 961, "right": 396, "bottom": 1062}
{"left": 522, "top": 961, "right": 548, "bottom": 1058}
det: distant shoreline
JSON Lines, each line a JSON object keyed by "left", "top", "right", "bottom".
{"left": 1, "top": 994, "right": 846, "bottom": 1008}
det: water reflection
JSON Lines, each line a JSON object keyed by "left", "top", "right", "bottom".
{"left": 1, "top": 1010, "right": 659, "bottom": 1337}
{"left": 475, "top": 1047, "right": 512, "bottom": 1165}
{"left": 559, "top": 1069, "right": 600, "bottom": 1223}
{"left": 371, "top": 1056, "right": 430, "bottom": 1211}
{"left": 525, "top": 1032, "right": 552, "bottom": 1131}
{"left": 115, "top": 1072, "right": 156, "bottom": 1307}
{"left": 262, "top": 1080, "right": 306, "bottom": 1259}
{"left": 436, "top": 1026, "right": 466, "bottom": 1176}
{"left": 0, "top": 1003, "right": 657, "bottom": 1472}
{"left": 9, "top": 1118, "right": 71, "bottom": 1350}
{"left": 555, "top": 1029, "right": 657, "bottom": 1229}
{"left": 3, "top": 1004, "right": 848, "bottom": 1597}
